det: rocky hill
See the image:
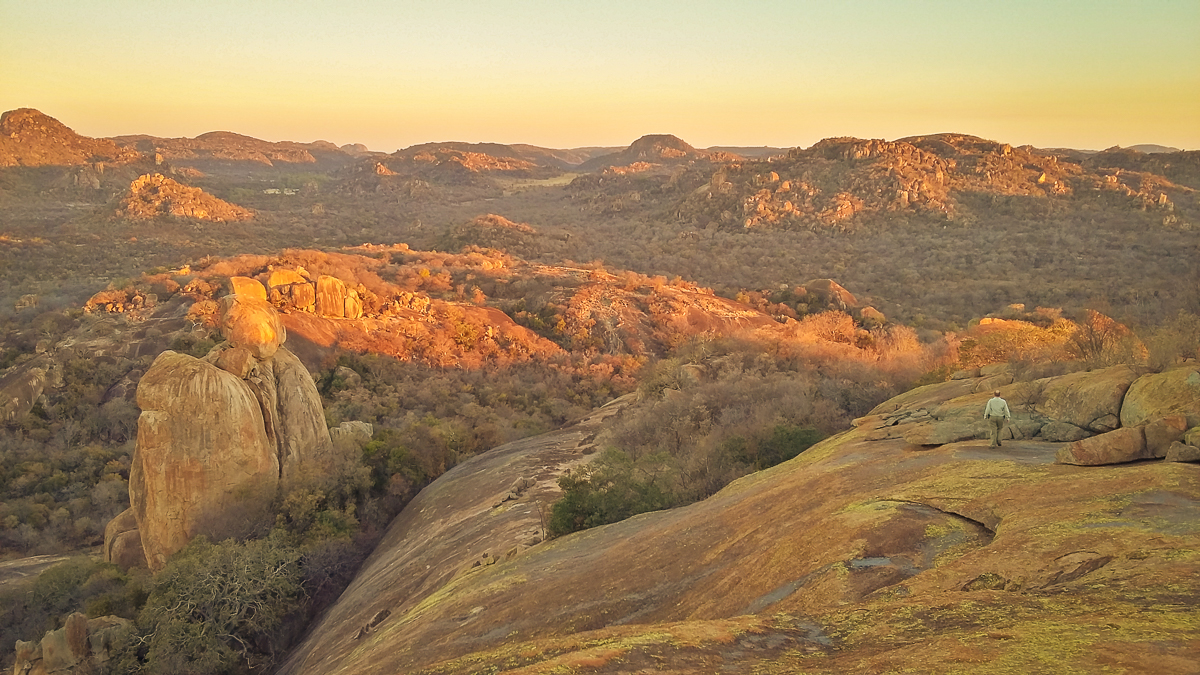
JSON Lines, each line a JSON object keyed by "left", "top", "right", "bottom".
{"left": 280, "top": 363, "right": 1200, "bottom": 674}
{"left": 117, "top": 173, "right": 253, "bottom": 221}
{"left": 0, "top": 109, "right": 141, "bottom": 168}
{"left": 673, "top": 134, "right": 1194, "bottom": 231}
{"left": 1082, "top": 147, "right": 1200, "bottom": 191}
{"left": 578, "top": 134, "right": 721, "bottom": 172}
{"left": 110, "top": 130, "right": 358, "bottom": 174}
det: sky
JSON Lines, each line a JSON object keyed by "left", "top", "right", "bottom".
{"left": 2, "top": 0, "right": 1197, "bottom": 152}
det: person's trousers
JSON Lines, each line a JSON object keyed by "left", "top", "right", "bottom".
{"left": 988, "top": 416, "right": 1006, "bottom": 446}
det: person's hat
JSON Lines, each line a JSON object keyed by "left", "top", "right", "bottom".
{"left": 994, "top": 390, "right": 1001, "bottom": 395}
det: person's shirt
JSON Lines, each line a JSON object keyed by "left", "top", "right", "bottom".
{"left": 983, "top": 396, "right": 1011, "bottom": 419}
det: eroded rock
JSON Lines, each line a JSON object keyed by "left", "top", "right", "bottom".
{"left": 1035, "top": 365, "right": 1139, "bottom": 433}
{"left": 1165, "top": 441, "right": 1200, "bottom": 463}
{"left": 1056, "top": 427, "right": 1149, "bottom": 466}
{"left": 1121, "top": 366, "right": 1200, "bottom": 428}
{"left": 102, "top": 507, "right": 146, "bottom": 571}
{"left": 1145, "top": 415, "right": 1188, "bottom": 458}
{"left": 229, "top": 276, "right": 267, "bottom": 301}
{"left": 219, "top": 294, "right": 286, "bottom": 359}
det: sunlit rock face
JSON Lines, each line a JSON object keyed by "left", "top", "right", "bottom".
{"left": 119, "top": 173, "right": 253, "bottom": 221}
{"left": 219, "top": 293, "right": 286, "bottom": 359}
{"left": 131, "top": 351, "right": 277, "bottom": 571}
{"left": 107, "top": 297, "right": 333, "bottom": 571}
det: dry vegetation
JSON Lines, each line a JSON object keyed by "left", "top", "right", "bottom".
{"left": 2, "top": 117, "right": 1200, "bottom": 673}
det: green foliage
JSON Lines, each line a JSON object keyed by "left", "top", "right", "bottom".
{"left": 548, "top": 449, "right": 678, "bottom": 536}
{"left": 0, "top": 557, "right": 145, "bottom": 660}
{"left": 169, "top": 333, "right": 217, "bottom": 358}
{"left": 549, "top": 339, "right": 847, "bottom": 535}
{"left": 120, "top": 533, "right": 305, "bottom": 675}
{"left": 721, "top": 424, "right": 824, "bottom": 471}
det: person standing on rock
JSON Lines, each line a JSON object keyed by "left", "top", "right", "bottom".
{"left": 983, "top": 390, "right": 1011, "bottom": 447}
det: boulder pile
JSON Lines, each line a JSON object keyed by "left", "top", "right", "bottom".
{"left": 864, "top": 362, "right": 1200, "bottom": 466}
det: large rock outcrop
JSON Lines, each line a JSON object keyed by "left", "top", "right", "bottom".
{"left": 1035, "top": 364, "right": 1138, "bottom": 432}
{"left": 0, "top": 355, "right": 56, "bottom": 425}
{"left": 131, "top": 350, "right": 277, "bottom": 570}
{"left": 106, "top": 296, "right": 333, "bottom": 571}
{"left": 279, "top": 369, "right": 1200, "bottom": 674}
{"left": 1120, "top": 365, "right": 1200, "bottom": 428}
{"left": 118, "top": 173, "right": 253, "bottom": 222}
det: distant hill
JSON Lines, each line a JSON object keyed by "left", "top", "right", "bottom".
{"left": 706, "top": 145, "right": 788, "bottom": 158}
{"left": 109, "top": 130, "right": 357, "bottom": 173}
{"left": 578, "top": 134, "right": 715, "bottom": 172}
{"left": 672, "top": 133, "right": 1196, "bottom": 230}
{"left": 0, "top": 108, "right": 141, "bottom": 167}
{"left": 1128, "top": 144, "right": 1182, "bottom": 154}
{"left": 118, "top": 173, "right": 253, "bottom": 222}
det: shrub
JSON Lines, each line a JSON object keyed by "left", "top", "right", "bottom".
{"left": 548, "top": 449, "right": 678, "bottom": 537}
{"left": 118, "top": 533, "right": 304, "bottom": 675}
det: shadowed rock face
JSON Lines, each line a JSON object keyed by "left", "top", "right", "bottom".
{"left": 132, "top": 351, "right": 277, "bottom": 571}
{"left": 281, "top": 375, "right": 1200, "bottom": 674}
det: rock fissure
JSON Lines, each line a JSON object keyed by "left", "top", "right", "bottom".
{"left": 880, "top": 498, "right": 997, "bottom": 538}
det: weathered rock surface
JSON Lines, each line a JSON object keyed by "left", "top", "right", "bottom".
{"left": 1145, "top": 415, "right": 1189, "bottom": 458}
{"left": 0, "top": 355, "right": 53, "bottom": 424}
{"left": 102, "top": 507, "right": 146, "bottom": 570}
{"left": 1055, "top": 427, "right": 1150, "bottom": 466}
{"left": 218, "top": 294, "right": 286, "bottom": 359}
{"left": 902, "top": 419, "right": 981, "bottom": 446}
{"left": 131, "top": 351, "right": 277, "bottom": 571}
{"left": 280, "top": 381, "right": 1200, "bottom": 674}
{"left": 315, "top": 275, "right": 349, "bottom": 318}
{"left": 1038, "top": 420, "right": 1092, "bottom": 442}
{"left": 268, "top": 346, "right": 334, "bottom": 479}
{"left": 107, "top": 296, "right": 335, "bottom": 569}
{"left": 12, "top": 613, "right": 130, "bottom": 675}
{"left": 1035, "top": 364, "right": 1139, "bottom": 432}
{"left": 331, "top": 420, "right": 374, "bottom": 447}
{"left": 229, "top": 275, "right": 268, "bottom": 301}
{"left": 1165, "top": 442, "right": 1200, "bottom": 463}
{"left": 1121, "top": 365, "right": 1200, "bottom": 428}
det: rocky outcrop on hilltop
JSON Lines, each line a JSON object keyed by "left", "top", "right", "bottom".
{"left": 118, "top": 173, "right": 253, "bottom": 221}
{"left": 156, "top": 247, "right": 829, "bottom": 365}
{"left": 1083, "top": 147, "right": 1200, "bottom": 191}
{"left": 0, "top": 108, "right": 141, "bottom": 167}
{"left": 109, "top": 130, "right": 357, "bottom": 173}
{"left": 578, "top": 134, "right": 716, "bottom": 172}
{"left": 873, "top": 363, "right": 1200, "bottom": 466}
{"left": 105, "top": 287, "right": 334, "bottom": 571}
{"left": 127, "top": 349, "right": 277, "bottom": 571}
{"left": 281, "top": 363, "right": 1200, "bottom": 675}
{"left": 679, "top": 133, "right": 1194, "bottom": 231}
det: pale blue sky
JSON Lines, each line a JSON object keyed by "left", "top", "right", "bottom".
{"left": 2, "top": 0, "right": 1197, "bottom": 151}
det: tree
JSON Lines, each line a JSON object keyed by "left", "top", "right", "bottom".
{"left": 122, "top": 533, "right": 305, "bottom": 674}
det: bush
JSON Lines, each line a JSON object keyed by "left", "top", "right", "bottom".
{"left": 548, "top": 449, "right": 678, "bottom": 537}
{"left": 117, "top": 533, "right": 305, "bottom": 675}
{"left": 0, "top": 557, "right": 145, "bottom": 662}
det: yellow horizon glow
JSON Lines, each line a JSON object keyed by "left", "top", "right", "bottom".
{"left": 2, "top": 1, "right": 1197, "bottom": 152}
